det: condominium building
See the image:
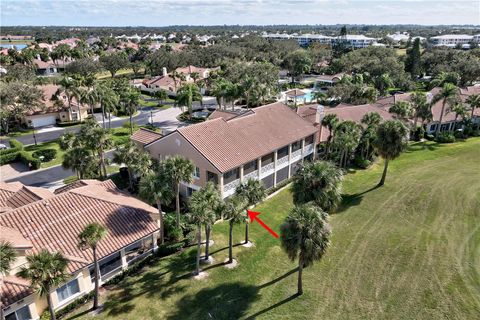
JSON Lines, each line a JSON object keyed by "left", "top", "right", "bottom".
{"left": 0, "top": 180, "right": 160, "bottom": 320}
{"left": 141, "top": 102, "right": 318, "bottom": 198}
{"left": 262, "top": 33, "right": 377, "bottom": 48}
{"left": 429, "top": 34, "right": 477, "bottom": 47}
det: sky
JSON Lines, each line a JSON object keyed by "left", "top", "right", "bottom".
{"left": 1, "top": 0, "right": 479, "bottom": 27}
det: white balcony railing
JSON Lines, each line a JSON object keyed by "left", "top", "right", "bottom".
{"left": 260, "top": 162, "right": 275, "bottom": 178}
{"left": 243, "top": 170, "right": 258, "bottom": 181}
{"left": 291, "top": 149, "right": 302, "bottom": 162}
{"left": 223, "top": 179, "right": 240, "bottom": 197}
{"left": 304, "top": 144, "right": 314, "bottom": 155}
{"left": 276, "top": 156, "right": 289, "bottom": 169}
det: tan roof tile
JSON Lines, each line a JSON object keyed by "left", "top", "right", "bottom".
{"left": 131, "top": 128, "right": 163, "bottom": 145}
{"left": 0, "top": 276, "right": 33, "bottom": 308}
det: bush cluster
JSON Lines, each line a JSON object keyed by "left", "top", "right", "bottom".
{"left": 354, "top": 155, "right": 372, "bottom": 169}
{"left": 17, "top": 151, "right": 41, "bottom": 169}
{"left": 32, "top": 148, "right": 57, "bottom": 162}
{"left": 56, "top": 121, "right": 82, "bottom": 127}
{"left": 0, "top": 139, "right": 24, "bottom": 165}
{"left": 435, "top": 132, "right": 455, "bottom": 143}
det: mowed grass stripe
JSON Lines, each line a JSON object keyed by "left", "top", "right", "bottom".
{"left": 69, "top": 138, "right": 480, "bottom": 320}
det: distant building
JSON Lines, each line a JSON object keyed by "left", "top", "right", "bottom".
{"left": 429, "top": 34, "right": 478, "bottom": 48}
{"left": 262, "top": 33, "right": 378, "bottom": 48}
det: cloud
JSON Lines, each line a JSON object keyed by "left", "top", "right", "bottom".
{"left": 1, "top": 0, "right": 479, "bottom": 26}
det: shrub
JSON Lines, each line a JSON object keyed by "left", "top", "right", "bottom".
{"left": 56, "top": 121, "right": 82, "bottom": 127}
{"left": 413, "top": 126, "right": 425, "bottom": 141}
{"left": 453, "top": 130, "right": 465, "bottom": 139}
{"left": 354, "top": 155, "right": 372, "bottom": 169}
{"left": 122, "top": 122, "right": 139, "bottom": 131}
{"left": 471, "top": 129, "right": 480, "bottom": 137}
{"left": 17, "top": 151, "right": 41, "bottom": 169}
{"left": 0, "top": 151, "right": 20, "bottom": 165}
{"left": 425, "top": 134, "right": 435, "bottom": 141}
{"left": 9, "top": 139, "right": 24, "bottom": 150}
{"left": 178, "top": 111, "right": 206, "bottom": 123}
{"left": 157, "top": 242, "right": 184, "bottom": 257}
{"left": 435, "top": 132, "right": 455, "bottom": 143}
{"left": 32, "top": 148, "right": 57, "bottom": 162}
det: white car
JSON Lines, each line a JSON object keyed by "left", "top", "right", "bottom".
{"left": 0, "top": 143, "right": 8, "bottom": 150}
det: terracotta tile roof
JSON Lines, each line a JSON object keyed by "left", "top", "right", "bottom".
{"left": 0, "top": 276, "right": 33, "bottom": 308}
{"left": 0, "top": 226, "right": 32, "bottom": 249}
{"left": 296, "top": 105, "right": 318, "bottom": 124}
{"left": 316, "top": 73, "right": 344, "bottom": 82}
{"left": 6, "top": 186, "right": 54, "bottom": 209}
{"left": 0, "top": 182, "right": 23, "bottom": 211}
{"left": 169, "top": 102, "right": 318, "bottom": 172}
{"left": 285, "top": 89, "right": 306, "bottom": 97}
{"left": 174, "top": 65, "right": 218, "bottom": 78}
{"left": 131, "top": 128, "right": 163, "bottom": 146}
{"left": 53, "top": 179, "right": 112, "bottom": 194}
{"left": 208, "top": 110, "right": 243, "bottom": 121}
{"left": 0, "top": 180, "right": 159, "bottom": 277}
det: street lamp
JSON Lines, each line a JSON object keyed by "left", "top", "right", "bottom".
{"left": 31, "top": 123, "right": 37, "bottom": 145}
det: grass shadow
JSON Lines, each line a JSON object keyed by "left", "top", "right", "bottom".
{"left": 257, "top": 268, "right": 298, "bottom": 289}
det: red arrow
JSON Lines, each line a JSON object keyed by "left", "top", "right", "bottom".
{"left": 247, "top": 210, "right": 279, "bottom": 238}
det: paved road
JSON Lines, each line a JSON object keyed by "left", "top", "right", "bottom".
{"left": 4, "top": 151, "right": 116, "bottom": 188}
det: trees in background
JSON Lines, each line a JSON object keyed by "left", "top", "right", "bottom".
{"left": 282, "top": 50, "right": 312, "bottom": 83}
{"left": 373, "top": 120, "right": 409, "bottom": 186}
{"left": 99, "top": 52, "right": 129, "bottom": 77}
{"left": 405, "top": 38, "right": 422, "bottom": 79}
{"left": 280, "top": 203, "right": 331, "bottom": 295}
{"left": 431, "top": 83, "right": 460, "bottom": 135}
{"left": 332, "top": 120, "right": 362, "bottom": 168}
{"left": 176, "top": 83, "right": 202, "bottom": 117}
{"left": 78, "top": 223, "right": 107, "bottom": 311}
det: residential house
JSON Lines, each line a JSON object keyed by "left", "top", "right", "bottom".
{"left": 0, "top": 180, "right": 160, "bottom": 320}
{"left": 140, "top": 102, "right": 318, "bottom": 198}
{"left": 20, "top": 84, "right": 89, "bottom": 128}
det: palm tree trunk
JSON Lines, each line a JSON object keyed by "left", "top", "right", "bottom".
{"left": 157, "top": 200, "right": 164, "bottom": 244}
{"left": 129, "top": 110, "right": 133, "bottom": 135}
{"left": 204, "top": 224, "right": 211, "bottom": 260}
{"left": 127, "top": 168, "right": 134, "bottom": 190}
{"left": 108, "top": 111, "right": 112, "bottom": 130}
{"left": 435, "top": 100, "right": 446, "bottom": 135}
{"left": 195, "top": 225, "right": 201, "bottom": 275}
{"left": 93, "top": 246, "right": 100, "bottom": 310}
{"left": 101, "top": 102, "right": 105, "bottom": 129}
{"left": 379, "top": 158, "right": 389, "bottom": 186}
{"left": 100, "top": 149, "right": 107, "bottom": 178}
{"left": 245, "top": 222, "right": 249, "bottom": 244}
{"left": 47, "top": 289, "right": 56, "bottom": 320}
{"left": 175, "top": 183, "right": 180, "bottom": 228}
{"left": 297, "top": 258, "right": 303, "bottom": 295}
{"left": 228, "top": 222, "right": 233, "bottom": 263}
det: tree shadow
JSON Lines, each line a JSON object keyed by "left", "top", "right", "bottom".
{"left": 406, "top": 141, "right": 441, "bottom": 153}
{"left": 165, "top": 282, "right": 259, "bottom": 320}
{"left": 336, "top": 184, "right": 381, "bottom": 214}
{"left": 209, "top": 243, "right": 242, "bottom": 255}
{"left": 257, "top": 268, "right": 298, "bottom": 289}
{"left": 244, "top": 293, "right": 301, "bottom": 320}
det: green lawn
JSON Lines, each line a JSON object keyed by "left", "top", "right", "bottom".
{"left": 69, "top": 138, "right": 480, "bottom": 320}
{"left": 24, "top": 140, "right": 65, "bottom": 168}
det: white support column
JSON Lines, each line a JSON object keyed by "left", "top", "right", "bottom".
{"left": 287, "top": 144, "right": 292, "bottom": 178}
{"left": 273, "top": 151, "right": 278, "bottom": 187}
{"left": 219, "top": 174, "right": 224, "bottom": 197}
{"left": 257, "top": 158, "right": 262, "bottom": 180}
{"left": 240, "top": 166, "right": 244, "bottom": 182}
{"left": 152, "top": 231, "right": 159, "bottom": 253}
{"left": 121, "top": 248, "right": 127, "bottom": 269}
{"left": 301, "top": 139, "right": 305, "bottom": 164}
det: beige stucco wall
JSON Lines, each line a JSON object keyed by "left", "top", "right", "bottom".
{"left": 146, "top": 132, "right": 221, "bottom": 195}
{"left": 22, "top": 113, "right": 60, "bottom": 125}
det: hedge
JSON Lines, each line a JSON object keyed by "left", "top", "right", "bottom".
{"left": 17, "top": 151, "right": 41, "bottom": 169}
{"left": 32, "top": 148, "right": 57, "bottom": 162}
{"left": 56, "top": 121, "right": 82, "bottom": 127}
{"left": 435, "top": 132, "right": 455, "bottom": 143}
{"left": 0, "top": 139, "right": 24, "bottom": 165}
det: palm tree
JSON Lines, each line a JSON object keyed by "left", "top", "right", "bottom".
{"left": 333, "top": 120, "right": 362, "bottom": 168}
{"left": 190, "top": 72, "right": 200, "bottom": 84}
{"left": 188, "top": 188, "right": 215, "bottom": 276}
{"left": 374, "top": 73, "right": 393, "bottom": 96}
{"left": 373, "top": 120, "right": 409, "bottom": 186}
{"left": 90, "top": 127, "right": 112, "bottom": 178}
{"left": 410, "top": 92, "right": 431, "bottom": 131}
{"left": 139, "top": 167, "right": 174, "bottom": 244}
{"left": 176, "top": 83, "right": 202, "bottom": 118}
{"left": 360, "top": 112, "right": 382, "bottom": 159}
{"left": 62, "top": 146, "right": 96, "bottom": 179}
{"left": 0, "top": 241, "right": 16, "bottom": 319}
{"left": 113, "top": 141, "right": 139, "bottom": 190}
{"left": 124, "top": 89, "right": 140, "bottom": 134}
{"left": 280, "top": 203, "right": 331, "bottom": 295}
{"left": 58, "top": 76, "right": 76, "bottom": 118}
{"left": 198, "top": 182, "right": 221, "bottom": 261}
{"left": 235, "top": 179, "right": 267, "bottom": 244}
{"left": 451, "top": 103, "right": 467, "bottom": 132}
{"left": 292, "top": 160, "right": 343, "bottom": 212}
{"left": 431, "top": 83, "right": 460, "bottom": 135}
{"left": 466, "top": 94, "right": 480, "bottom": 119}
{"left": 155, "top": 89, "right": 168, "bottom": 106}
{"left": 321, "top": 113, "right": 339, "bottom": 159}
{"left": 164, "top": 155, "right": 195, "bottom": 228}
{"left": 18, "top": 250, "right": 68, "bottom": 320}
{"left": 211, "top": 78, "right": 229, "bottom": 110}
{"left": 100, "top": 86, "right": 119, "bottom": 130}
{"left": 132, "top": 151, "right": 153, "bottom": 178}
{"left": 78, "top": 223, "right": 107, "bottom": 311}
{"left": 224, "top": 196, "right": 247, "bottom": 264}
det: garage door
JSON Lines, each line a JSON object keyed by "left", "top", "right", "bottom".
{"left": 31, "top": 115, "right": 56, "bottom": 127}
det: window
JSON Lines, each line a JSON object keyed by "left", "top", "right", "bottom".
{"left": 56, "top": 279, "right": 80, "bottom": 303}
{"left": 71, "top": 112, "right": 79, "bottom": 121}
{"left": 430, "top": 124, "right": 437, "bottom": 132}
{"left": 125, "top": 240, "right": 142, "bottom": 262}
{"left": 277, "top": 146, "right": 289, "bottom": 159}
{"left": 193, "top": 167, "right": 201, "bottom": 179}
{"left": 261, "top": 153, "right": 274, "bottom": 166}
{"left": 223, "top": 168, "right": 240, "bottom": 184}
{"left": 207, "top": 171, "right": 218, "bottom": 184}
{"left": 305, "top": 135, "right": 314, "bottom": 145}
{"left": 5, "top": 305, "right": 32, "bottom": 320}
{"left": 99, "top": 252, "right": 122, "bottom": 276}
{"left": 291, "top": 140, "right": 302, "bottom": 152}
{"left": 187, "top": 187, "right": 195, "bottom": 197}
{"left": 243, "top": 160, "right": 258, "bottom": 174}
